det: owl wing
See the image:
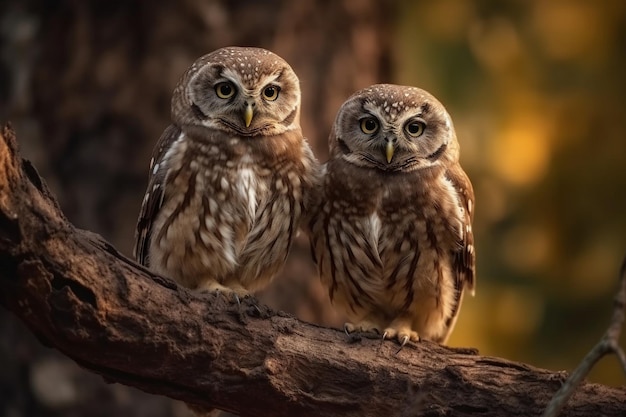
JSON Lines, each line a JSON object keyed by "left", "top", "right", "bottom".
{"left": 134, "top": 124, "right": 182, "bottom": 265}
{"left": 446, "top": 165, "right": 476, "bottom": 295}
{"left": 307, "top": 161, "right": 329, "bottom": 267}
{"left": 309, "top": 162, "right": 384, "bottom": 311}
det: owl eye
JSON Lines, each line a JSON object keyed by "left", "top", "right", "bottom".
{"left": 262, "top": 85, "right": 280, "bottom": 101}
{"left": 360, "top": 117, "right": 379, "bottom": 134}
{"left": 405, "top": 120, "right": 425, "bottom": 138}
{"left": 215, "top": 82, "right": 236, "bottom": 99}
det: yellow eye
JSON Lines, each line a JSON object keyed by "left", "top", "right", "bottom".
{"left": 215, "top": 82, "right": 235, "bottom": 99}
{"left": 262, "top": 85, "right": 280, "bottom": 101}
{"left": 360, "top": 117, "right": 379, "bottom": 134}
{"left": 405, "top": 120, "right": 425, "bottom": 137}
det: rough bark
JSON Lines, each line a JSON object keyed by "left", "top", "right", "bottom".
{"left": 0, "top": 125, "right": 624, "bottom": 417}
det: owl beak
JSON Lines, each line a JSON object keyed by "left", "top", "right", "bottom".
{"left": 385, "top": 140, "right": 395, "bottom": 163}
{"left": 244, "top": 103, "right": 254, "bottom": 127}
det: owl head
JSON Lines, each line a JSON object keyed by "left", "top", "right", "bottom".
{"left": 171, "top": 46, "right": 301, "bottom": 137}
{"left": 329, "top": 84, "right": 459, "bottom": 172}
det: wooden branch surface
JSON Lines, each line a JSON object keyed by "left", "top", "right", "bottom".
{"left": 0, "top": 125, "right": 624, "bottom": 417}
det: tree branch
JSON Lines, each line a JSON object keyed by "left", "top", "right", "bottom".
{"left": 542, "top": 255, "right": 626, "bottom": 417}
{"left": 0, "top": 124, "right": 624, "bottom": 417}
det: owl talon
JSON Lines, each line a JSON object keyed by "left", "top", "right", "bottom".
{"left": 343, "top": 321, "right": 382, "bottom": 338}
{"left": 196, "top": 281, "right": 250, "bottom": 306}
{"left": 253, "top": 304, "right": 262, "bottom": 315}
{"left": 381, "top": 330, "right": 389, "bottom": 347}
{"left": 383, "top": 322, "right": 419, "bottom": 350}
{"left": 395, "top": 335, "right": 410, "bottom": 355}
{"left": 197, "top": 281, "right": 230, "bottom": 297}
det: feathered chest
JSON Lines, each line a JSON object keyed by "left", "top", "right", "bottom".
{"left": 324, "top": 161, "right": 464, "bottom": 250}
{"left": 149, "top": 133, "right": 307, "bottom": 282}
{"left": 173, "top": 144, "right": 276, "bottom": 227}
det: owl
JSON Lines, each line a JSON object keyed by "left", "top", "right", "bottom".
{"left": 134, "top": 46, "right": 318, "bottom": 298}
{"left": 309, "top": 84, "right": 475, "bottom": 346}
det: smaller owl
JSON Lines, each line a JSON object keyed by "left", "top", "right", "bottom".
{"left": 309, "top": 84, "right": 475, "bottom": 346}
{"left": 134, "top": 47, "right": 318, "bottom": 298}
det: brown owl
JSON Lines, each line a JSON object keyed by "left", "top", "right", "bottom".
{"left": 309, "top": 84, "right": 475, "bottom": 346}
{"left": 134, "top": 46, "right": 318, "bottom": 297}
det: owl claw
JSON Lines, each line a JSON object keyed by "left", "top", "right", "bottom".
{"left": 395, "top": 335, "right": 410, "bottom": 355}
{"left": 381, "top": 330, "right": 389, "bottom": 347}
{"left": 383, "top": 323, "right": 419, "bottom": 352}
{"left": 196, "top": 281, "right": 251, "bottom": 308}
{"left": 343, "top": 321, "right": 383, "bottom": 338}
{"left": 253, "top": 304, "right": 262, "bottom": 315}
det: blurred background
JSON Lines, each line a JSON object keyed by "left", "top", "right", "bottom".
{"left": 1, "top": 0, "right": 625, "bottom": 416}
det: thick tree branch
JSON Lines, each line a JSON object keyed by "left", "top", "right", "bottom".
{"left": 0, "top": 124, "right": 624, "bottom": 417}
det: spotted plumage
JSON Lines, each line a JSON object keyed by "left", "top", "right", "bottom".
{"left": 309, "top": 84, "right": 475, "bottom": 345}
{"left": 135, "top": 46, "right": 318, "bottom": 296}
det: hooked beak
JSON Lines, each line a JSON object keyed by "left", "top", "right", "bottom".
{"left": 244, "top": 103, "right": 254, "bottom": 127}
{"left": 385, "top": 140, "right": 395, "bottom": 164}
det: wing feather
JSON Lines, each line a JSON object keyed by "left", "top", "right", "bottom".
{"left": 446, "top": 165, "right": 476, "bottom": 294}
{"left": 133, "top": 124, "right": 182, "bottom": 265}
